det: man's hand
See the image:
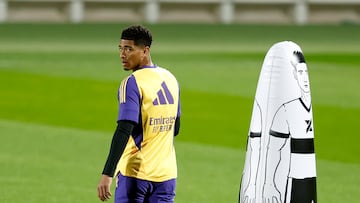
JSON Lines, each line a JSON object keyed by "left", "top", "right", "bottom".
{"left": 97, "top": 175, "right": 113, "bottom": 201}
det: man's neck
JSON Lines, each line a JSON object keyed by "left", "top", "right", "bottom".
{"left": 133, "top": 61, "right": 154, "bottom": 72}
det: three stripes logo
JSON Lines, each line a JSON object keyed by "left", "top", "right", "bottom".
{"left": 153, "top": 82, "right": 174, "bottom": 105}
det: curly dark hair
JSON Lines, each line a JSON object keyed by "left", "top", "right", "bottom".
{"left": 121, "top": 25, "right": 152, "bottom": 47}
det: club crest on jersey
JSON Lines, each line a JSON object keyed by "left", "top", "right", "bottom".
{"left": 153, "top": 82, "right": 174, "bottom": 105}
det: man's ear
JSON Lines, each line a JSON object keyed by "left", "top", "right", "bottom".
{"left": 144, "top": 46, "right": 150, "bottom": 54}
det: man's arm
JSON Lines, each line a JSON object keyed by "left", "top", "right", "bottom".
{"left": 97, "top": 120, "right": 135, "bottom": 201}
{"left": 102, "top": 120, "right": 135, "bottom": 176}
{"left": 174, "top": 117, "right": 180, "bottom": 136}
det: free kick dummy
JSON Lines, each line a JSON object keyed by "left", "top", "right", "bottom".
{"left": 239, "top": 41, "right": 317, "bottom": 203}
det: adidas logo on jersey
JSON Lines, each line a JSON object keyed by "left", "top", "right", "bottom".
{"left": 153, "top": 82, "right": 174, "bottom": 105}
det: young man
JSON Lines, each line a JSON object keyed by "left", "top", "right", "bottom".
{"left": 97, "top": 25, "right": 181, "bottom": 203}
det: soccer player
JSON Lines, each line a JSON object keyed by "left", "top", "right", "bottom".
{"left": 97, "top": 25, "right": 181, "bottom": 203}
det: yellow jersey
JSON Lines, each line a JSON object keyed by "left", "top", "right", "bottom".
{"left": 115, "top": 66, "right": 180, "bottom": 182}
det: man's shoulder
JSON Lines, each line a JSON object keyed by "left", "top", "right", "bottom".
{"left": 156, "top": 66, "right": 177, "bottom": 79}
{"left": 134, "top": 66, "right": 175, "bottom": 77}
{"left": 120, "top": 74, "right": 134, "bottom": 84}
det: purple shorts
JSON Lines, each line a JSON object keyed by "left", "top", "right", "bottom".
{"left": 115, "top": 173, "right": 176, "bottom": 203}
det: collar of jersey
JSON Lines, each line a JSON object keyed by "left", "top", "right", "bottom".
{"left": 142, "top": 65, "right": 157, "bottom": 69}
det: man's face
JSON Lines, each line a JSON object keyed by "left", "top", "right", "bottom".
{"left": 295, "top": 63, "right": 310, "bottom": 93}
{"left": 119, "top": 39, "right": 145, "bottom": 71}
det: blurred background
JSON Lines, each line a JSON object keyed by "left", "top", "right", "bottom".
{"left": 1, "top": 1, "right": 360, "bottom": 203}
{"left": 0, "top": 0, "right": 359, "bottom": 24}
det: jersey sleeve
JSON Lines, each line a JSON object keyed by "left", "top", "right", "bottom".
{"left": 269, "top": 105, "right": 290, "bottom": 138}
{"left": 117, "top": 75, "right": 140, "bottom": 123}
{"left": 249, "top": 100, "right": 262, "bottom": 138}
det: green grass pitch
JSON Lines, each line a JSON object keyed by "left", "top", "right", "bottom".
{"left": 0, "top": 23, "right": 360, "bottom": 202}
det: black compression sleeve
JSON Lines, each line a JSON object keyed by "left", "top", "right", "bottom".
{"left": 174, "top": 117, "right": 180, "bottom": 136}
{"left": 102, "top": 120, "right": 135, "bottom": 177}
